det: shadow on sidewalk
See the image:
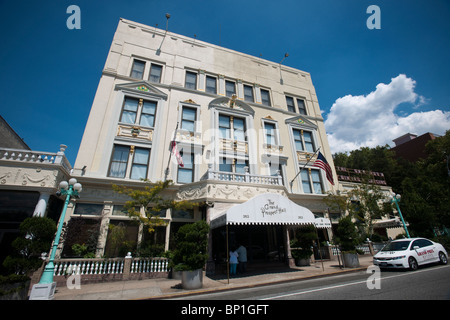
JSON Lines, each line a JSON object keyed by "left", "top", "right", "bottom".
{"left": 207, "top": 263, "right": 308, "bottom": 281}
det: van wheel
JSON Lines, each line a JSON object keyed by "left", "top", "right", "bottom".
{"left": 408, "top": 257, "right": 418, "bottom": 271}
{"left": 439, "top": 252, "right": 448, "bottom": 265}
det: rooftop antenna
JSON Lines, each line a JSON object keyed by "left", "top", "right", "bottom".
{"left": 153, "top": 23, "right": 158, "bottom": 38}
{"left": 165, "top": 13, "right": 171, "bottom": 32}
{"left": 279, "top": 53, "right": 289, "bottom": 64}
{"left": 279, "top": 53, "right": 289, "bottom": 84}
{"left": 156, "top": 13, "right": 170, "bottom": 56}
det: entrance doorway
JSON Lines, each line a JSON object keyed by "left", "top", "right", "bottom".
{"left": 211, "top": 224, "right": 286, "bottom": 274}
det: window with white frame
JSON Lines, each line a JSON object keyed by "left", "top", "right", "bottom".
{"left": 130, "top": 148, "right": 150, "bottom": 180}
{"left": 120, "top": 97, "right": 157, "bottom": 128}
{"left": 177, "top": 151, "right": 194, "bottom": 183}
{"left": 269, "top": 162, "right": 284, "bottom": 185}
{"left": 243, "top": 84, "right": 254, "bottom": 102}
{"left": 225, "top": 80, "right": 236, "bottom": 97}
{"left": 149, "top": 63, "right": 163, "bottom": 83}
{"left": 300, "top": 168, "right": 324, "bottom": 194}
{"left": 130, "top": 59, "right": 145, "bottom": 79}
{"left": 263, "top": 121, "right": 278, "bottom": 146}
{"left": 218, "top": 114, "right": 246, "bottom": 141}
{"left": 205, "top": 75, "right": 217, "bottom": 94}
{"left": 260, "top": 88, "right": 271, "bottom": 106}
{"left": 108, "top": 145, "right": 129, "bottom": 178}
{"left": 219, "top": 157, "right": 248, "bottom": 174}
{"left": 292, "top": 129, "right": 315, "bottom": 153}
{"left": 286, "top": 95, "right": 307, "bottom": 115}
{"left": 286, "top": 96, "right": 296, "bottom": 113}
{"left": 297, "top": 98, "right": 307, "bottom": 115}
{"left": 108, "top": 145, "right": 151, "bottom": 180}
{"left": 74, "top": 203, "right": 104, "bottom": 216}
{"left": 112, "top": 205, "right": 129, "bottom": 216}
{"left": 185, "top": 71, "right": 197, "bottom": 90}
{"left": 180, "top": 106, "right": 197, "bottom": 132}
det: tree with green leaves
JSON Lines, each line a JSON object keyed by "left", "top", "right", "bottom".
{"left": 112, "top": 180, "right": 197, "bottom": 233}
{"left": 347, "top": 179, "right": 392, "bottom": 237}
{"left": 332, "top": 130, "right": 450, "bottom": 238}
{"left": 397, "top": 131, "right": 450, "bottom": 237}
{"left": 325, "top": 179, "right": 391, "bottom": 239}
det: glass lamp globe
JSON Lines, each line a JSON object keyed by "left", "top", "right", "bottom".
{"left": 73, "top": 183, "right": 82, "bottom": 192}
{"left": 59, "top": 181, "right": 69, "bottom": 190}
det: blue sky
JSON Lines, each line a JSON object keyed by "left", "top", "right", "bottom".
{"left": 0, "top": 0, "right": 449, "bottom": 164}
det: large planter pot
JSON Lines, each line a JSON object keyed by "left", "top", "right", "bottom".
{"left": 181, "top": 269, "right": 203, "bottom": 290}
{"left": 169, "top": 268, "right": 183, "bottom": 280}
{"left": 295, "top": 258, "right": 311, "bottom": 266}
{"left": 342, "top": 252, "right": 360, "bottom": 268}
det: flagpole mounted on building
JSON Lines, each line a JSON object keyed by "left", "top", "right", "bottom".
{"left": 289, "top": 146, "right": 321, "bottom": 193}
{"left": 164, "top": 122, "right": 183, "bottom": 181}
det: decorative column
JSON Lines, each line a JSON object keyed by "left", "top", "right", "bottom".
{"left": 32, "top": 192, "right": 51, "bottom": 217}
{"left": 284, "top": 226, "right": 295, "bottom": 268}
{"left": 205, "top": 202, "right": 215, "bottom": 276}
{"left": 53, "top": 144, "right": 67, "bottom": 165}
{"left": 96, "top": 201, "right": 112, "bottom": 257}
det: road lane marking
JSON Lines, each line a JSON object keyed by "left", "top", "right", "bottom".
{"left": 260, "top": 265, "right": 450, "bottom": 300}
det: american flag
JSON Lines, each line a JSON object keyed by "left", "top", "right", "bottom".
{"left": 313, "top": 152, "right": 334, "bottom": 185}
{"left": 171, "top": 141, "right": 184, "bottom": 168}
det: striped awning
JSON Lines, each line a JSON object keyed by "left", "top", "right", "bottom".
{"left": 373, "top": 217, "right": 409, "bottom": 229}
{"left": 210, "top": 193, "right": 331, "bottom": 229}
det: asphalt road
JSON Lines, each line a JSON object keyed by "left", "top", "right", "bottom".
{"left": 173, "top": 264, "right": 450, "bottom": 300}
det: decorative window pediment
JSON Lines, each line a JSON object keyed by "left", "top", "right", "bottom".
{"left": 285, "top": 115, "right": 317, "bottom": 130}
{"left": 209, "top": 96, "right": 254, "bottom": 116}
{"left": 115, "top": 81, "right": 168, "bottom": 100}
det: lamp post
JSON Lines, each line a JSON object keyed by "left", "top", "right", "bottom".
{"left": 390, "top": 193, "right": 410, "bottom": 238}
{"left": 29, "top": 178, "right": 82, "bottom": 300}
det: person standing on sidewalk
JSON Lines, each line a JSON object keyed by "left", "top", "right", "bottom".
{"left": 229, "top": 248, "right": 239, "bottom": 275}
{"left": 236, "top": 244, "right": 247, "bottom": 273}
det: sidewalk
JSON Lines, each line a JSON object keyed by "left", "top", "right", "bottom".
{"left": 53, "top": 255, "right": 374, "bottom": 300}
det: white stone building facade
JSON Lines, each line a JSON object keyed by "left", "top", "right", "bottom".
{"left": 69, "top": 18, "right": 339, "bottom": 264}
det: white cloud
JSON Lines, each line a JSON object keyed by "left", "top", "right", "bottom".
{"left": 324, "top": 74, "right": 450, "bottom": 154}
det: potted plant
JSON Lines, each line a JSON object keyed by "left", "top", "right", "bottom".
{"left": 290, "top": 224, "right": 316, "bottom": 266}
{"left": 335, "top": 216, "right": 361, "bottom": 268}
{"left": 172, "top": 220, "right": 210, "bottom": 289}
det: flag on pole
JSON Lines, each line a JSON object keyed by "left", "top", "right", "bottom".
{"left": 171, "top": 140, "right": 184, "bottom": 167}
{"left": 313, "top": 151, "right": 334, "bottom": 185}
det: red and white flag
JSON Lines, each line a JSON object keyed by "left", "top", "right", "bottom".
{"left": 313, "top": 151, "right": 334, "bottom": 185}
{"left": 171, "top": 141, "right": 184, "bottom": 167}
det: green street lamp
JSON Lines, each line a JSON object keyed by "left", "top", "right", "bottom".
{"left": 29, "top": 178, "right": 82, "bottom": 300}
{"left": 389, "top": 193, "right": 410, "bottom": 238}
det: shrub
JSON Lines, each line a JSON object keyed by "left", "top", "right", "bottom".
{"left": 172, "top": 220, "right": 209, "bottom": 271}
{"left": 336, "top": 216, "right": 361, "bottom": 253}
{"left": 2, "top": 217, "right": 56, "bottom": 275}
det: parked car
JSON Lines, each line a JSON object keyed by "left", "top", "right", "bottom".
{"left": 373, "top": 237, "right": 448, "bottom": 271}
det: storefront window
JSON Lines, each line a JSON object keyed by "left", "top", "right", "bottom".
{"left": 74, "top": 203, "right": 103, "bottom": 216}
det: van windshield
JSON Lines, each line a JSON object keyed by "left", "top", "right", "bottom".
{"left": 381, "top": 240, "right": 411, "bottom": 251}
